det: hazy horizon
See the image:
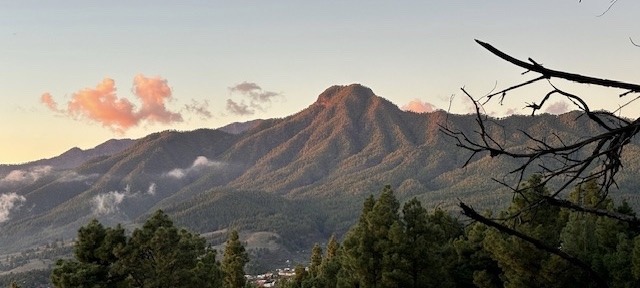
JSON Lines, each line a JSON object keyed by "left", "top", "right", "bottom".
{"left": 2, "top": 1, "right": 639, "bottom": 164}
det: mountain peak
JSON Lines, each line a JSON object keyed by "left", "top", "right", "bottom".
{"left": 315, "top": 84, "right": 376, "bottom": 107}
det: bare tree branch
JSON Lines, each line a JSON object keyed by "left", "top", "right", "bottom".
{"left": 444, "top": 39, "right": 640, "bottom": 286}
{"left": 595, "top": 0, "right": 619, "bottom": 17}
{"left": 460, "top": 202, "right": 608, "bottom": 288}
{"left": 475, "top": 40, "right": 640, "bottom": 93}
{"left": 442, "top": 40, "right": 640, "bottom": 199}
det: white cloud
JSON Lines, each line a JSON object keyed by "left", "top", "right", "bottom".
{"left": 544, "top": 101, "right": 571, "bottom": 115}
{"left": 165, "top": 156, "right": 223, "bottom": 179}
{"left": 59, "top": 171, "right": 100, "bottom": 183}
{"left": 92, "top": 186, "right": 128, "bottom": 215}
{"left": 147, "top": 182, "right": 156, "bottom": 196}
{"left": 0, "top": 193, "right": 26, "bottom": 223}
{"left": 1, "top": 166, "right": 52, "bottom": 184}
{"left": 167, "top": 169, "right": 187, "bottom": 179}
{"left": 91, "top": 183, "right": 157, "bottom": 215}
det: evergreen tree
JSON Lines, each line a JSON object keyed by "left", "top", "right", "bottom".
{"left": 318, "top": 234, "right": 341, "bottom": 288}
{"left": 114, "top": 210, "right": 217, "bottom": 287}
{"left": 453, "top": 220, "right": 502, "bottom": 288}
{"left": 309, "top": 243, "right": 323, "bottom": 278}
{"left": 340, "top": 185, "right": 402, "bottom": 288}
{"left": 222, "top": 230, "right": 250, "bottom": 288}
{"left": 51, "top": 219, "right": 127, "bottom": 287}
{"left": 559, "top": 180, "right": 640, "bottom": 287}
{"left": 300, "top": 243, "right": 324, "bottom": 287}
{"left": 51, "top": 210, "right": 223, "bottom": 288}
{"left": 482, "top": 175, "right": 568, "bottom": 288}
{"left": 193, "top": 248, "right": 224, "bottom": 288}
{"left": 399, "top": 199, "right": 461, "bottom": 288}
{"left": 339, "top": 195, "right": 375, "bottom": 287}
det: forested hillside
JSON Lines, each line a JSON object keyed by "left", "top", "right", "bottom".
{"left": 1, "top": 84, "right": 639, "bottom": 275}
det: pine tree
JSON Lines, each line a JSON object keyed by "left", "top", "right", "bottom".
{"left": 482, "top": 175, "right": 568, "bottom": 288}
{"left": 52, "top": 210, "right": 223, "bottom": 288}
{"left": 340, "top": 185, "right": 402, "bottom": 288}
{"left": 116, "top": 210, "right": 216, "bottom": 287}
{"left": 453, "top": 221, "right": 502, "bottom": 288}
{"left": 309, "top": 243, "right": 323, "bottom": 277}
{"left": 559, "top": 180, "right": 640, "bottom": 287}
{"left": 51, "top": 219, "right": 126, "bottom": 287}
{"left": 222, "top": 230, "right": 250, "bottom": 288}
{"left": 318, "top": 234, "right": 341, "bottom": 288}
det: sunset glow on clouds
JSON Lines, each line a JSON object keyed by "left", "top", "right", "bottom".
{"left": 401, "top": 99, "right": 437, "bottom": 113}
{"left": 1, "top": 1, "right": 637, "bottom": 165}
{"left": 41, "top": 75, "right": 183, "bottom": 132}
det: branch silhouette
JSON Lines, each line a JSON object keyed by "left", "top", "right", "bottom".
{"left": 443, "top": 40, "right": 640, "bottom": 288}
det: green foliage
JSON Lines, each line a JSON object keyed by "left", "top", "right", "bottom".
{"left": 459, "top": 176, "right": 640, "bottom": 288}
{"left": 51, "top": 210, "right": 223, "bottom": 288}
{"left": 317, "top": 235, "right": 342, "bottom": 288}
{"left": 453, "top": 221, "right": 502, "bottom": 287}
{"left": 480, "top": 175, "right": 570, "bottom": 288}
{"left": 51, "top": 219, "right": 127, "bottom": 287}
{"left": 308, "top": 243, "right": 323, "bottom": 278}
{"left": 288, "top": 181, "right": 640, "bottom": 288}
{"left": 222, "top": 230, "right": 250, "bottom": 288}
{"left": 557, "top": 181, "right": 640, "bottom": 287}
{"left": 337, "top": 185, "right": 462, "bottom": 288}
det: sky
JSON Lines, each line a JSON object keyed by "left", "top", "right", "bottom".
{"left": 1, "top": 1, "right": 639, "bottom": 164}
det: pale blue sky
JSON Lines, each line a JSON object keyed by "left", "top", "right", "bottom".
{"left": 1, "top": 1, "right": 639, "bottom": 164}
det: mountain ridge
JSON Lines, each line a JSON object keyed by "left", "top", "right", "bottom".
{"left": 0, "top": 138, "right": 135, "bottom": 173}
{"left": 1, "top": 84, "right": 638, "bottom": 270}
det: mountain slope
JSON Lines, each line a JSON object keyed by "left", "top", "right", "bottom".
{"left": 0, "top": 139, "right": 134, "bottom": 173}
{"left": 1, "top": 84, "right": 639, "bottom": 270}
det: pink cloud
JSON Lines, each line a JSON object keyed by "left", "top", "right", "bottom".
{"left": 67, "top": 78, "right": 138, "bottom": 130}
{"left": 544, "top": 101, "right": 570, "bottom": 115}
{"left": 133, "top": 74, "right": 182, "bottom": 124}
{"left": 42, "top": 75, "right": 183, "bottom": 132}
{"left": 40, "top": 92, "right": 60, "bottom": 112}
{"left": 401, "top": 99, "right": 437, "bottom": 113}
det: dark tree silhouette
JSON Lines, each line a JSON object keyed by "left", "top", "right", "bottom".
{"left": 442, "top": 40, "right": 640, "bottom": 288}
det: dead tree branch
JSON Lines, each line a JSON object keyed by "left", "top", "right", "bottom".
{"left": 443, "top": 40, "right": 640, "bottom": 286}
{"left": 460, "top": 202, "right": 608, "bottom": 288}
{"left": 475, "top": 40, "right": 640, "bottom": 94}
{"left": 442, "top": 40, "right": 640, "bottom": 201}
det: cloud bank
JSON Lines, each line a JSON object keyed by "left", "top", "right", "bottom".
{"left": 401, "top": 99, "right": 437, "bottom": 113}
{"left": 0, "top": 193, "right": 26, "bottom": 223}
{"left": 93, "top": 190, "right": 126, "bottom": 215}
{"left": 166, "top": 156, "right": 223, "bottom": 179}
{"left": 226, "top": 82, "right": 281, "bottom": 115}
{"left": 41, "top": 74, "right": 183, "bottom": 132}
{"left": 1, "top": 166, "right": 52, "bottom": 185}
{"left": 92, "top": 183, "right": 156, "bottom": 215}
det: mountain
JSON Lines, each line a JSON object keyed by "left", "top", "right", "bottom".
{"left": 1, "top": 84, "right": 639, "bottom": 271}
{"left": 218, "top": 119, "right": 265, "bottom": 134}
{"left": 0, "top": 138, "right": 135, "bottom": 172}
